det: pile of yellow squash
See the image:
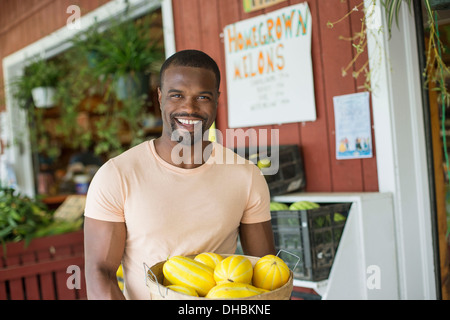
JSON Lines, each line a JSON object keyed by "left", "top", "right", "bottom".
{"left": 162, "top": 252, "right": 290, "bottom": 299}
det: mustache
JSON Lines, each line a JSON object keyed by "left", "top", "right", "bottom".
{"left": 170, "top": 112, "right": 207, "bottom": 122}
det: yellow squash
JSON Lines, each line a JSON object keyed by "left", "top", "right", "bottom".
{"left": 194, "top": 252, "right": 223, "bottom": 269}
{"left": 252, "top": 255, "right": 290, "bottom": 291}
{"left": 206, "top": 282, "right": 264, "bottom": 299}
{"left": 162, "top": 256, "right": 215, "bottom": 296}
{"left": 167, "top": 284, "right": 199, "bottom": 297}
{"left": 214, "top": 255, "right": 253, "bottom": 285}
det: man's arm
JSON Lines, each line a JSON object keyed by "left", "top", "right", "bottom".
{"left": 239, "top": 220, "right": 276, "bottom": 257}
{"left": 84, "top": 217, "right": 126, "bottom": 300}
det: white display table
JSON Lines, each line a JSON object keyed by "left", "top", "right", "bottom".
{"left": 272, "top": 192, "right": 398, "bottom": 299}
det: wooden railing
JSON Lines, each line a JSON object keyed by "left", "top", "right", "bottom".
{"left": 0, "top": 230, "right": 85, "bottom": 300}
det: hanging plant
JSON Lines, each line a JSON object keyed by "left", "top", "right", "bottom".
{"left": 93, "top": 13, "right": 164, "bottom": 101}
{"left": 10, "top": 58, "right": 63, "bottom": 110}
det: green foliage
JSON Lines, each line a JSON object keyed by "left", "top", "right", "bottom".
{"left": 25, "top": 58, "right": 62, "bottom": 88}
{"left": 381, "top": 0, "right": 413, "bottom": 38}
{"left": 0, "top": 186, "right": 84, "bottom": 251}
{"left": 0, "top": 187, "right": 52, "bottom": 246}
{"left": 10, "top": 58, "right": 63, "bottom": 111}
{"left": 9, "top": 11, "right": 164, "bottom": 160}
{"left": 93, "top": 14, "right": 164, "bottom": 78}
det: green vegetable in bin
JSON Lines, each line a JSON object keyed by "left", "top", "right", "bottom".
{"left": 289, "top": 201, "right": 320, "bottom": 211}
{"left": 314, "top": 213, "right": 347, "bottom": 228}
{"left": 313, "top": 216, "right": 330, "bottom": 228}
{"left": 270, "top": 202, "right": 289, "bottom": 211}
{"left": 334, "top": 213, "right": 347, "bottom": 222}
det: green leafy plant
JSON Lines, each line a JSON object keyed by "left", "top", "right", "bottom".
{"left": 0, "top": 186, "right": 84, "bottom": 253}
{"left": 381, "top": 0, "right": 413, "bottom": 37}
{"left": 94, "top": 14, "right": 164, "bottom": 78}
{"left": 0, "top": 186, "right": 52, "bottom": 246}
{"left": 9, "top": 57, "right": 63, "bottom": 110}
{"left": 9, "top": 10, "right": 164, "bottom": 167}
{"left": 26, "top": 58, "right": 62, "bottom": 89}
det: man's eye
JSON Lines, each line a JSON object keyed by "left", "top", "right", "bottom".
{"left": 171, "top": 94, "right": 182, "bottom": 98}
{"left": 198, "top": 96, "right": 210, "bottom": 100}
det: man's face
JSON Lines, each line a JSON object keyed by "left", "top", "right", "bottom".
{"left": 158, "top": 66, "right": 219, "bottom": 145}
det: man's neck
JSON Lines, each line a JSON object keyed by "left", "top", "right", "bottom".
{"left": 154, "top": 137, "right": 213, "bottom": 169}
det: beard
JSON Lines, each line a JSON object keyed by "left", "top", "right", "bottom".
{"left": 170, "top": 112, "right": 209, "bottom": 146}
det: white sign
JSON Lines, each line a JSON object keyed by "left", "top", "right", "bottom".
{"left": 224, "top": 2, "right": 316, "bottom": 128}
{"left": 333, "top": 92, "right": 373, "bottom": 160}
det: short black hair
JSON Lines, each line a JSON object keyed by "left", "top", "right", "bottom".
{"left": 159, "top": 49, "right": 221, "bottom": 91}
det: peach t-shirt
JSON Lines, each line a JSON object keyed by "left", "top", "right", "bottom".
{"left": 84, "top": 139, "right": 271, "bottom": 300}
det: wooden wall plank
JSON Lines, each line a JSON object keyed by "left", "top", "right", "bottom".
{"left": 53, "top": 246, "right": 76, "bottom": 300}
{"left": 215, "top": 0, "right": 241, "bottom": 137}
{"left": 289, "top": 0, "right": 333, "bottom": 191}
{"left": 0, "top": 254, "right": 8, "bottom": 299}
{"left": 36, "top": 249, "right": 57, "bottom": 300}
{"left": 4, "top": 255, "right": 25, "bottom": 300}
{"left": 348, "top": 0, "right": 379, "bottom": 191}
{"left": 21, "top": 252, "right": 41, "bottom": 300}
{"left": 316, "top": 0, "right": 364, "bottom": 191}
{"left": 172, "top": 0, "right": 202, "bottom": 51}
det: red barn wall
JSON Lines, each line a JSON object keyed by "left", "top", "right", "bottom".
{"left": 172, "top": 0, "right": 378, "bottom": 192}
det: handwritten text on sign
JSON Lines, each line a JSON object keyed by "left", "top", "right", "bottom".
{"left": 243, "top": 0, "right": 288, "bottom": 13}
{"left": 224, "top": 2, "right": 316, "bottom": 128}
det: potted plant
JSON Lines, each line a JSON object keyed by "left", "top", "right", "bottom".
{"left": 25, "top": 58, "right": 62, "bottom": 108}
{"left": 10, "top": 58, "right": 62, "bottom": 109}
{"left": 94, "top": 13, "right": 164, "bottom": 100}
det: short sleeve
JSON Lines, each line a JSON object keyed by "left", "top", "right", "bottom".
{"left": 84, "top": 159, "right": 125, "bottom": 222}
{"left": 240, "top": 164, "right": 271, "bottom": 224}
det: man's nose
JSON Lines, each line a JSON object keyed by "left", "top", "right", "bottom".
{"left": 182, "top": 97, "right": 200, "bottom": 114}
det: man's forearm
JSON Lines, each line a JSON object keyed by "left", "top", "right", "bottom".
{"left": 85, "top": 268, "right": 126, "bottom": 300}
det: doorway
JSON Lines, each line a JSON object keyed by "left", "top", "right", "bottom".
{"left": 414, "top": 0, "right": 450, "bottom": 300}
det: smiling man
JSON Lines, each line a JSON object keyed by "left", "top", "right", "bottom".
{"left": 83, "top": 50, "right": 275, "bottom": 300}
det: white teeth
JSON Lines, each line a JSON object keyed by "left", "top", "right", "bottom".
{"left": 178, "top": 118, "right": 201, "bottom": 125}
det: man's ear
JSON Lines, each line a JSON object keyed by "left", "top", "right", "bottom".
{"left": 157, "top": 87, "right": 162, "bottom": 108}
{"left": 217, "top": 91, "right": 221, "bottom": 108}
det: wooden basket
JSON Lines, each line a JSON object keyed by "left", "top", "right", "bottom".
{"left": 145, "top": 254, "right": 294, "bottom": 300}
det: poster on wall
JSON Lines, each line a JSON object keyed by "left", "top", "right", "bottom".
{"left": 224, "top": 2, "right": 316, "bottom": 128}
{"left": 333, "top": 92, "right": 373, "bottom": 160}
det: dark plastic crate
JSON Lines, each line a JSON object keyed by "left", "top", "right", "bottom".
{"left": 271, "top": 202, "right": 352, "bottom": 281}
{"left": 234, "top": 145, "right": 305, "bottom": 196}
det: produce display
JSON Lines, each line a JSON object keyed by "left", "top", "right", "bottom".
{"left": 269, "top": 201, "right": 289, "bottom": 211}
{"left": 270, "top": 200, "right": 347, "bottom": 226}
{"left": 288, "top": 200, "right": 320, "bottom": 210}
{"left": 161, "top": 253, "right": 291, "bottom": 299}
{"left": 0, "top": 187, "right": 83, "bottom": 245}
